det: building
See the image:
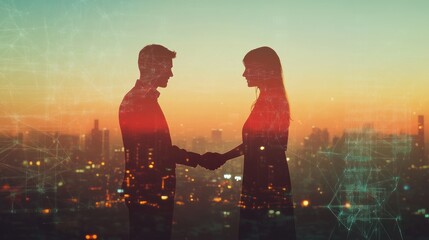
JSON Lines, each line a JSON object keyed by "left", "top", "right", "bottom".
{"left": 87, "top": 119, "right": 110, "bottom": 162}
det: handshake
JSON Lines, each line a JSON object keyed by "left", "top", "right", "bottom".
{"left": 198, "top": 152, "right": 227, "bottom": 170}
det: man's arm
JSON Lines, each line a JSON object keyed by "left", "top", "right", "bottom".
{"left": 169, "top": 145, "right": 201, "bottom": 167}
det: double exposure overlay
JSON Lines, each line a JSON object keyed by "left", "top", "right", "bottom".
{"left": 1, "top": 1, "right": 428, "bottom": 239}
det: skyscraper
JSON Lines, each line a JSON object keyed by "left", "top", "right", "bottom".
{"left": 211, "top": 129, "right": 223, "bottom": 144}
{"left": 102, "top": 128, "right": 110, "bottom": 161}
{"left": 87, "top": 119, "right": 109, "bottom": 162}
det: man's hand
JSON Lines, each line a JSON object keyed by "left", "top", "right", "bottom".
{"left": 199, "top": 152, "right": 226, "bottom": 170}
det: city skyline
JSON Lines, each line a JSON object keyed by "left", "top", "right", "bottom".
{"left": 1, "top": 111, "right": 426, "bottom": 239}
{"left": 3, "top": 115, "right": 426, "bottom": 160}
{"left": 3, "top": 114, "right": 427, "bottom": 151}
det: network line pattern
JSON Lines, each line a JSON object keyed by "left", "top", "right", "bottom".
{"left": 1, "top": 131, "right": 65, "bottom": 214}
{"left": 326, "top": 78, "right": 412, "bottom": 239}
{"left": 0, "top": 0, "right": 123, "bottom": 215}
{"left": 326, "top": 128, "right": 411, "bottom": 239}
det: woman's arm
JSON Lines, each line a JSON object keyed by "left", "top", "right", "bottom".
{"left": 221, "top": 143, "right": 244, "bottom": 161}
{"left": 198, "top": 144, "right": 244, "bottom": 170}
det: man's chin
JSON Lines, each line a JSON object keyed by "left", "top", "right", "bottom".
{"left": 158, "top": 82, "right": 168, "bottom": 88}
{"left": 155, "top": 79, "right": 168, "bottom": 88}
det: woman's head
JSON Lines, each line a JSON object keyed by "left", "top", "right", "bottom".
{"left": 242, "top": 46, "right": 284, "bottom": 88}
{"left": 244, "top": 47, "right": 290, "bottom": 125}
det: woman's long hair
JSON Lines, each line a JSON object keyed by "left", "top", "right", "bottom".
{"left": 243, "top": 46, "right": 290, "bottom": 127}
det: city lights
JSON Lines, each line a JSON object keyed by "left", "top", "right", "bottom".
{"left": 301, "top": 200, "right": 310, "bottom": 207}
{"left": 0, "top": 113, "right": 426, "bottom": 238}
{"left": 85, "top": 234, "right": 97, "bottom": 239}
{"left": 41, "top": 209, "right": 51, "bottom": 214}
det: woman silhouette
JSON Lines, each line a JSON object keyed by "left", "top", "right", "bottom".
{"left": 215, "top": 46, "right": 296, "bottom": 239}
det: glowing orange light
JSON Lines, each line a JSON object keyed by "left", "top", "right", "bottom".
{"left": 213, "top": 197, "right": 222, "bottom": 202}
{"left": 259, "top": 146, "right": 265, "bottom": 150}
{"left": 301, "top": 200, "right": 310, "bottom": 207}
{"left": 148, "top": 164, "right": 154, "bottom": 169}
{"left": 345, "top": 202, "right": 352, "bottom": 209}
{"left": 161, "top": 195, "right": 168, "bottom": 200}
{"left": 41, "top": 208, "right": 51, "bottom": 214}
{"left": 139, "top": 200, "right": 147, "bottom": 205}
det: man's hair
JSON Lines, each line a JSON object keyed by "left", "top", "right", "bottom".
{"left": 138, "top": 44, "right": 176, "bottom": 72}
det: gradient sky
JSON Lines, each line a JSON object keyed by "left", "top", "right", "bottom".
{"left": 1, "top": 0, "right": 428, "bottom": 147}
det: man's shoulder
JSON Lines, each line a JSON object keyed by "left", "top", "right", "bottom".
{"left": 120, "top": 90, "right": 161, "bottom": 116}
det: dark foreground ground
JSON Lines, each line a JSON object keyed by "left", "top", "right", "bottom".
{"left": 1, "top": 206, "right": 428, "bottom": 239}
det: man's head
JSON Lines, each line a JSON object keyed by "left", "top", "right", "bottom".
{"left": 138, "top": 44, "right": 176, "bottom": 88}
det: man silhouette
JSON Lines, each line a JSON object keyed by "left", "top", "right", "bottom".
{"left": 119, "top": 44, "right": 221, "bottom": 239}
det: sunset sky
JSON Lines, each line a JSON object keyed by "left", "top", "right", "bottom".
{"left": 1, "top": 0, "right": 428, "bottom": 147}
